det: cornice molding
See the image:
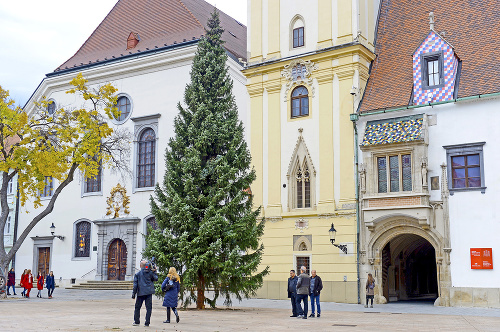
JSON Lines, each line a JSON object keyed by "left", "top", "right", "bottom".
{"left": 247, "top": 84, "right": 264, "bottom": 97}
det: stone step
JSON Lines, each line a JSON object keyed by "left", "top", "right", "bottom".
{"left": 70, "top": 280, "right": 133, "bottom": 290}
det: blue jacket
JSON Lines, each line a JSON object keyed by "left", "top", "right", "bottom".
{"left": 46, "top": 275, "right": 55, "bottom": 289}
{"left": 287, "top": 276, "right": 298, "bottom": 298}
{"left": 161, "top": 277, "right": 180, "bottom": 308}
{"left": 133, "top": 268, "right": 158, "bottom": 297}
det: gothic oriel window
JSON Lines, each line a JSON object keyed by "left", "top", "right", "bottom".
{"left": 75, "top": 221, "right": 91, "bottom": 258}
{"left": 137, "top": 128, "right": 156, "bottom": 188}
{"left": 377, "top": 154, "right": 412, "bottom": 193}
{"left": 291, "top": 86, "right": 309, "bottom": 118}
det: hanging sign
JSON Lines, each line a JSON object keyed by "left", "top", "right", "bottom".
{"left": 470, "top": 248, "right": 493, "bottom": 269}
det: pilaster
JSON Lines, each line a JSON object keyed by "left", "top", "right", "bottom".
{"left": 250, "top": 0, "right": 263, "bottom": 62}
{"left": 248, "top": 84, "right": 265, "bottom": 212}
{"left": 317, "top": 0, "right": 334, "bottom": 49}
{"left": 337, "top": 0, "right": 353, "bottom": 45}
{"left": 267, "top": 0, "right": 281, "bottom": 59}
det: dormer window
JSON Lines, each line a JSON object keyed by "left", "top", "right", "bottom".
{"left": 127, "top": 32, "right": 140, "bottom": 50}
{"left": 421, "top": 52, "right": 444, "bottom": 89}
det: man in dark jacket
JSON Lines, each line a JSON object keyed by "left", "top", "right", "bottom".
{"left": 287, "top": 270, "right": 298, "bottom": 317}
{"left": 132, "top": 260, "right": 158, "bottom": 327}
{"left": 295, "top": 266, "right": 310, "bottom": 319}
{"left": 309, "top": 269, "right": 323, "bottom": 318}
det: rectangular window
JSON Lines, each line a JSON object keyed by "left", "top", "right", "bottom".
{"left": 444, "top": 142, "right": 485, "bottom": 194}
{"left": 377, "top": 154, "right": 412, "bottom": 193}
{"left": 293, "top": 27, "right": 304, "bottom": 48}
{"left": 40, "top": 176, "right": 53, "bottom": 197}
{"left": 84, "top": 166, "right": 102, "bottom": 193}
{"left": 296, "top": 179, "right": 303, "bottom": 208}
{"left": 5, "top": 215, "right": 11, "bottom": 234}
{"left": 7, "top": 179, "right": 13, "bottom": 195}
{"left": 296, "top": 256, "right": 310, "bottom": 275}
{"left": 421, "top": 52, "right": 443, "bottom": 89}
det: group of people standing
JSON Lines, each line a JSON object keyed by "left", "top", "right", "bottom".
{"left": 132, "top": 260, "right": 181, "bottom": 327}
{"left": 288, "top": 267, "right": 376, "bottom": 317}
{"left": 288, "top": 266, "right": 323, "bottom": 319}
{"left": 6, "top": 268, "right": 56, "bottom": 298}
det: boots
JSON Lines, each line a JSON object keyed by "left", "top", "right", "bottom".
{"left": 173, "top": 308, "right": 180, "bottom": 323}
{"left": 163, "top": 307, "right": 171, "bottom": 323}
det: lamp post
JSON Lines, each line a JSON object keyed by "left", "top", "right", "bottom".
{"left": 329, "top": 223, "right": 347, "bottom": 254}
{"left": 50, "top": 223, "right": 65, "bottom": 240}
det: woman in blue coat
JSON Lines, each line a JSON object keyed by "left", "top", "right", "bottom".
{"left": 161, "top": 267, "right": 180, "bottom": 323}
{"left": 45, "top": 271, "right": 55, "bottom": 298}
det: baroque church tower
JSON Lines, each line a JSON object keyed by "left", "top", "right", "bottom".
{"left": 244, "top": 0, "right": 378, "bottom": 302}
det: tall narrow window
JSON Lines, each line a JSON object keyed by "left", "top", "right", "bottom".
{"left": 428, "top": 59, "right": 439, "bottom": 86}
{"left": 5, "top": 215, "right": 11, "bottom": 234}
{"left": 7, "top": 179, "right": 13, "bottom": 194}
{"left": 291, "top": 86, "right": 309, "bottom": 118}
{"left": 84, "top": 165, "right": 102, "bottom": 193}
{"left": 422, "top": 53, "right": 443, "bottom": 89}
{"left": 377, "top": 154, "right": 412, "bottom": 193}
{"left": 293, "top": 27, "right": 304, "bottom": 48}
{"left": 40, "top": 176, "right": 53, "bottom": 197}
{"left": 296, "top": 163, "right": 311, "bottom": 208}
{"left": 75, "top": 221, "right": 91, "bottom": 258}
{"left": 146, "top": 216, "right": 158, "bottom": 236}
{"left": 137, "top": 128, "right": 156, "bottom": 188}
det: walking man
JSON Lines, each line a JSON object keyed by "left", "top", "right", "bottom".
{"left": 287, "top": 269, "right": 298, "bottom": 317}
{"left": 295, "top": 266, "right": 310, "bottom": 319}
{"left": 132, "top": 260, "right": 158, "bottom": 327}
{"left": 309, "top": 269, "right": 323, "bottom": 317}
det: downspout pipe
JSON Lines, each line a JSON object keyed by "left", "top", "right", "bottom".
{"left": 350, "top": 112, "right": 361, "bottom": 305}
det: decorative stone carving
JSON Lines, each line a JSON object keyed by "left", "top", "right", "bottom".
{"left": 281, "top": 59, "right": 318, "bottom": 100}
{"left": 421, "top": 158, "right": 428, "bottom": 188}
{"left": 106, "top": 184, "right": 131, "bottom": 218}
{"left": 359, "top": 163, "right": 366, "bottom": 194}
{"left": 295, "top": 218, "right": 309, "bottom": 233}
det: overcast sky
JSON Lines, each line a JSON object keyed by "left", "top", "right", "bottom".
{"left": 0, "top": 0, "right": 247, "bottom": 106}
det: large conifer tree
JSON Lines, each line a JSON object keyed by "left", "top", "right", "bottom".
{"left": 146, "top": 10, "right": 269, "bottom": 309}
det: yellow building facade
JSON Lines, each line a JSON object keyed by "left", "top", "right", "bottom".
{"left": 243, "top": 0, "right": 377, "bottom": 303}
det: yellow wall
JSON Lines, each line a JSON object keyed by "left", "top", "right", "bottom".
{"left": 245, "top": 0, "right": 375, "bottom": 304}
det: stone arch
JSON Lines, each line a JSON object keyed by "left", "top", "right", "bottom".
{"left": 293, "top": 235, "right": 312, "bottom": 251}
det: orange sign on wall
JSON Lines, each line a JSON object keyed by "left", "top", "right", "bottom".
{"left": 470, "top": 248, "right": 493, "bottom": 269}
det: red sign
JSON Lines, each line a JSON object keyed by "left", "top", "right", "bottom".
{"left": 470, "top": 248, "right": 493, "bottom": 269}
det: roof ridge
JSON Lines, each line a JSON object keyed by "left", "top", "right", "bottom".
{"left": 177, "top": 0, "right": 204, "bottom": 30}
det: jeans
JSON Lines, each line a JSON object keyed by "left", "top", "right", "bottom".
{"left": 290, "top": 294, "right": 298, "bottom": 316}
{"left": 310, "top": 294, "right": 321, "bottom": 314}
{"left": 7, "top": 285, "right": 15, "bottom": 294}
{"left": 296, "top": 294, "right": 308, "bottom": 317}
{"left": 134, "top": 294, "right": 153, "bottom": 325}
{"left": 48, "top": 288, "right": 54, "bottom": 297}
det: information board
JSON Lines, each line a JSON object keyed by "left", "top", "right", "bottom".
{"left": 470, "top": 248, "right": 493, "bottom": 269}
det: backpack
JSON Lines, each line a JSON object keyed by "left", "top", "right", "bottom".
{"left": 368, "top": 282, "right": 375, "bottom": 289}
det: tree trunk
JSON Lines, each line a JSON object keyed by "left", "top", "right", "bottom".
{"left": 197, "top": 270, "right": 205, "bottom": 309}
{"left": 0, "top": 261, "right": 7, "bottom": 299}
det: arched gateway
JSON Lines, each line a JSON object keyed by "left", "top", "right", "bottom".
{"left": 107, "top": 239, "right": 127, "bottom": 280}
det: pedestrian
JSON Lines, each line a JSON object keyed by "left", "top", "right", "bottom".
{"left": 36, "top": 271, "right": 44, "bottom": 298}
{"left": 46, "top": 271, "right": 55, "bottom": 298}
{"left": 295, "top": 266, "right": 310, "bottom": 319}
{"left": 7, "top": 267, "right": 16, "bottom": 296}
{"left": 161, "top": 267, "right": 181, "bottom": 324}
{"left": 309, "top": 269, "right": 323, "bottom": 318}
{"left": 132, "top": 260, "right": 158, "bottom": 327}
{"left": 20, "top": 269, "right": 27, "bottom": 297}
{"left": 365, "top": 273, "right": 375, "bottom": 308}
{"left": 25, "top": 269, "right": 33, "bottom": 298}
{"left": 287, "top": 269, "right": 298, "bottom": 317}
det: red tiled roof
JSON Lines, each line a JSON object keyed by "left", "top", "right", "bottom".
{"left": 359, "top": 0, "right": 500, "bottom": 113}
{"left": 55, "top": 0, "right": 246, "bottom": 72}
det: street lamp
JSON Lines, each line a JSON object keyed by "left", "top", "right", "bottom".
{"left": 50, "top": 223, "right": 65, "bottom": 240}
{"left": 329, "top": 223, "right": 347, "bottom": 254}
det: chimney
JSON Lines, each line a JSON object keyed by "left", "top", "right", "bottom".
{"left": 127, "top": 32, "right": 140, "bottom": 50}
{"left": 429, "top": 12, "right": 435, "bottom": 30}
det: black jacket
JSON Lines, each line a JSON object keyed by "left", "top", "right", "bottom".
{"left": 310, "top": 275, "right": 323, "bottom": 296}
{"left": 287, "top": 276, "right": 298, "bottom": 298}
{"left": 133, "top": 268, "right": 158, "bottom": 297}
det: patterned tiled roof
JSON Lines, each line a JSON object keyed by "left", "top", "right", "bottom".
{"left": 55, "top": 0, "right": 246, "bottom": 72}
{"left": 362, "top": 116, "right": 423, "bottom": 146}
{"left": 359, "top": 0, "right": 500, "bottom": 112}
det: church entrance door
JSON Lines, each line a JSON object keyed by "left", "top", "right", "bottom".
{"left": 107, "top": 239, "right": 127, "bottom": 280}
{"left": 37, "top": 247, "right": 50, "bottom": 276}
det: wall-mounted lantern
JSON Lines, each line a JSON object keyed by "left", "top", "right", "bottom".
{"left": 329, "top": 223, "right": 347, "bottom": 254}
{"left": 50, "top": 223, "right": 65, "bottom": 240}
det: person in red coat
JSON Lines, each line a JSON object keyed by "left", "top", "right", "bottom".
{"left": 36, "top": 271, "right": 44, "bottom": 298}
{"left": 20, "top": 269, "right": 27, "bottom": 297}
{"left": 25, "top": 269, "right": 33, "bottom": 298}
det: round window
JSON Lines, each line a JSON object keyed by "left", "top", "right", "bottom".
{"left": 114, "top": 96, "right": 132, "bottom": 122}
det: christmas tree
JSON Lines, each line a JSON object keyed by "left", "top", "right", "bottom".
{"left": 145, "top": 10, "right": 269, "bottom": 309}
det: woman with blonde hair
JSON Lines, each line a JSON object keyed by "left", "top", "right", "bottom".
{"left": 161, "top": 267, "right": 180, "bottom": 324}
{"left": 365, "top": 273, "right": 375, "bottom": 308}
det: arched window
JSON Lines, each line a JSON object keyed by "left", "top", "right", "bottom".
{"left": 114, "top": 96, "right": 132, "bottom": 122}
{"left": 299, "top": 242, "right": 308, "bottom": 251}
{"left": 47, "top": 100, "right": 56, "bottom": 115}
{"left": 145, "top": 216, "right": 158, "bottom": 236}
{"left": 295, "top": 162, "right": 311, "bottom": 208}
{"left": 291, "top": 86, "right": 309, "bottom": 118}
{"left": 287, "top": 131, "right": 316, "bottom": 210}
{"left": 137, "top": 128, "right": 156, "bottom": 188}
{"left": 75, "top": 221, "right": 91, "bottom": 258}
{"left": 290, "top": 15, "right": 305, "bottom": 48}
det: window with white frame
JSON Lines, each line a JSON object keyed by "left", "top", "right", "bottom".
{"left": 290, "top": 15, "right": 305, "bottom": 49}
{"left": 84, "top": 165, "right": 102, "bottom": 194}
{"left": 40, "top": 176, "right": 53, "bottom": 197}
{"left": 74, "top": 220, "right": 91, "bottom": 258}
{"left": 377, "top": 154, "right": 412, "bottom": 193}
{"left": 295, "top": 256, "right": 310, "bottom": 275}
{"left": 5, "top": 215, "right": 11, "bottom": 234}
{"left": 7, "top": 178, "right": 14, "bottom": 195}
{"left": 137, "top": 128, "right": 156, "bottom": 188}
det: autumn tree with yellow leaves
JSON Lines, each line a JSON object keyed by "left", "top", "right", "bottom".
{"left": 0, "top": 74, "right": 131, "bottom": 294}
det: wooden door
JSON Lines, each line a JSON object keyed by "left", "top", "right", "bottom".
{"left": 107, "top": 239, "right": 127, "bottom": 280}
{"left": 38, "top": 247, "right": 50, "bottom": 276}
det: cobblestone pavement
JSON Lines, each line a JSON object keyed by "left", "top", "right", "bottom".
{"left": 1, "top": 289, "right": 500, "bottom": 331}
